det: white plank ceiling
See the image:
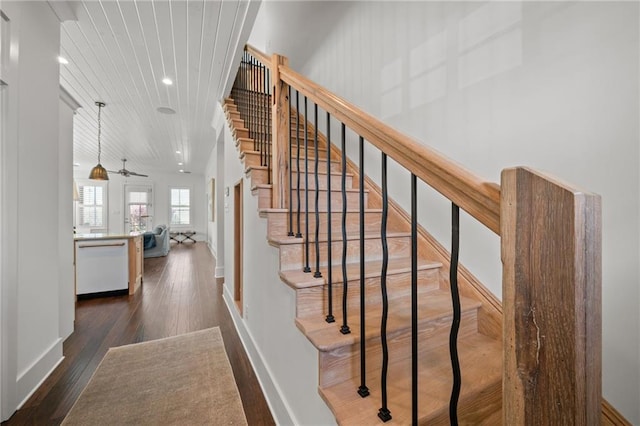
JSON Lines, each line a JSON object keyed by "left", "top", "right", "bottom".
{"left": 59, "top": 0, "right": 256, "bottom": 176}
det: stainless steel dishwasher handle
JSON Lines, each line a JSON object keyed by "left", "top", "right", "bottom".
{"left": 78, "top": 242, "right": 126, "bottom": 248}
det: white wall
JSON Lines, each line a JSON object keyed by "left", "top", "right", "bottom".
{"left": 58, "top": 92, "right": 79, "bottom": 341}
{"left": 219, "top": 120, "right": 334, "bottom": 425}
{"left": 250, "top": 1, "right": 640, "bottom": 422}
{"left": 73, "top": 169, "right": 207, "bottom": 240}
{"left": 1, "top": 1, "right": 67, "bottom": 420}
{"left": 204, "top": 115, "right": 226, "bottom": 278}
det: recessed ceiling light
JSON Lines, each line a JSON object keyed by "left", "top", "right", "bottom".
{"left": 73, "top": 162, "right": 80, "bottom": 167}
{"left": 178, "top": 162, "right": 183, "bottom": 166}
{"left": 162, "top": 77, "right": 173, "bottom": 85}
{"left": 176, "top": 150, "right": 181, "bottom": 154}
{"left": 58, "top": 56, "right": 69, "bottom": 65}
{"left": 156, "top": 107, "right": 176, "bottom": 115}
{"left": 179, "top": 169, "right": 184, "bottom": 173}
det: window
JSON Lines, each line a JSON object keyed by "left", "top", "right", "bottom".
{"left": 170, "top": 187, "right": 191, "bottom": 226}
{"left": 76, "top": 180, "right": 108, "bottom": 232}
{"left": 125, "top": 184, "right": 153, "bottom": 233}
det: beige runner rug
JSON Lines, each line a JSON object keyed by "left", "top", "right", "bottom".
{"left": 62, "top": 327, "right": 247, "bottom": 425}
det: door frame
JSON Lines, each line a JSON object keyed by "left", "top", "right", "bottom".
{"left": 233, "top": 180, "right": 243, "bottom": 316}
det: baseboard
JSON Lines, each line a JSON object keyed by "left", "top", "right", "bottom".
{"left": 602, "top": 399, "right": 631, "bottom": 425}
{"left": 207, "top": 242, "right": 217, "bottom": 258}
{"left": 222, "top": 286, "right": 298, "bottom": 425}
{"left": 215, "top": 266, "right": 224, "bottom": 279}
{"left": 16, "top": 338, "right": 64, "bottom": 410}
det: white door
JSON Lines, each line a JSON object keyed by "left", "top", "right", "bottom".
{"left": 124, "top": 184, "right": 153, "bottom": 233}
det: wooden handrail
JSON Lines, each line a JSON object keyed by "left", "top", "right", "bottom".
{"left": 278, "top": 65, "right": 501, "bottom": 235}
{"left": 245, "top": 44, "right": 271, "bottom": 70}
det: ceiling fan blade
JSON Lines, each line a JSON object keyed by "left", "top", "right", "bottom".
{"left": 128, "top": 171, "right": 148, "bottom": 177}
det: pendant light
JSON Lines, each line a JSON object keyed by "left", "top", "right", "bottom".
{"left": 89, "top": 101, "right": 109, "bottom": 180}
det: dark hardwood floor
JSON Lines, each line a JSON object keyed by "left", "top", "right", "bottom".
{"left": 3, "top": 243, "right": 275, "bottom": 426}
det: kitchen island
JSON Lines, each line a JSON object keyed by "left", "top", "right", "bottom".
{"left": 74, "top": 233, "right": 143, "bottom": 297}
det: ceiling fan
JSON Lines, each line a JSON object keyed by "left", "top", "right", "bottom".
{"left": 108, "top": 158, "right": 148, "bottom": 177}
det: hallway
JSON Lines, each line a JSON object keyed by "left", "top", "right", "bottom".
{"left": 3, "top": 243, "right": 274, "bottom": 425}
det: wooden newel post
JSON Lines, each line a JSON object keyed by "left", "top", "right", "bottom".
{"left": 271, "top": 53, "right": 290, "bottom": 209}
{"left": 501, "top": 167, "right": 602, "bottom": 425}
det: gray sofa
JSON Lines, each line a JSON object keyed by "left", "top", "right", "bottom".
{"left": 143, "top": 224, "right": 170, "bottom": 258}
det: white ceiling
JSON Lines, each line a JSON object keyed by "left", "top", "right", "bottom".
{"left": 57, "top": 0, "right": 258, "bottom": 177}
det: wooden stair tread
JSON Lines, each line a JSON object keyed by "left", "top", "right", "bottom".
{"left": 297, "top": 289, "right": 481, "bottom": 351}
{"left": 290, "top": 187, "right": 364, "bottom": 194}
{"left": 269, "top": 231, "right": 410, "bottom": 246}
{"left": 251, "top": 184, "right": 272, "bottom": 190}
{"left": 245, "top": 165, "right": 269, "bottom": 172}
{"left": 260, "top": 207, "right": 382, "bottom": 217}
{"left": 319, "top": 332, "right": 502, "bottom": 425}
{"left": 280, "top": 256, "right": 442, "bottom": 289}
{"left": 292, "top": 155, "right": 340, "bottom": 164}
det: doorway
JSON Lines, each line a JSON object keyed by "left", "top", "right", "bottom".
{"left": 234, "top": 180, "right": 243, "bottom": 316}
{"left": 124, "top": 184, "right": 153, "bottom": 233}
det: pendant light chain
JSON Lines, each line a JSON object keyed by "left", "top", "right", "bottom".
{"left": 97, "top": 102, "right": 102, "bottom": 164}
{"left": 89, "top": 101, "right": 109, "bottom": 180}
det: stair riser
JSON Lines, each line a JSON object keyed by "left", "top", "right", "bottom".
{"left": 265, "top": 211, "right": 385, "bottom": 239}
{"left": 237, "top": 139, "right": 268, "bottom": 153}
{"left": 290, "top": 188, "right": 365, "bottom": 212}
{"left": 246, "top": 167, "right": 269, "bottom": 186}
{"left": 251, "top": 187, "right": 272, "bottom": 209}
{"left": 233, "top": 127, "right": 250, "bottom": 139}
{"left": 292, "top": 159, "right": 341, "bottom": 174}
{"left": 296, "top": 268, "right": 441, "bottom": 320}
{"left": 318, "top": 309, "right": 479, "bottom": 389}
{"left": 241, "top": 151, "right": 334, "bottom": 171}
{"left": 244, "top": 170, "right": 353, "bottom": 192}
{"left": 427, "top": 380, "right": 501, "bottom": 425}
{"left": 251, "top": 185, "right": 364, "bottom": 213}
{"left": 241, "top": 152, "right": 271, "bottom": 169}
{"left": 292, "top": 173, "right": 354, "bottom": 191}
{"left": 289, "top": 146, "right": 330, "bottom": 160}
{"left": 226, "top": 110, "right": 241, "bottom": 119}
{"left": 231, "top": 118, "right": 245, "bottom": 129}
{"left": 235, "top": 121, "right": 317, "bottom": 135}
{"left": 278, "top": 234, "right": 412, "bottom": 272}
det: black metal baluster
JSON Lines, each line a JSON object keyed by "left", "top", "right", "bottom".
{"left": 259, "top": 65, "right": 271, "bottom": 166}
{"left": 313, "top": 104, "right": 322, "bottom": 278}
{"left": 288, "top": 86, "right": 293, "bottom": 237}
{"left": 267, "top": 66, "right": 272, "bottom": 184}
{"left": 340, "top": 123, "right": 350, "bottom": 335}
{"left": 251, "top": 57, "right": 256, "bottom": 151}
{"left": 449, "top": 203, "right": 461, "bottom": 426}
{"left": 357, "top": 135, "right": 369, "bottom": 398}
{"left": 258, "top": 59, "right": 262, "bottom": 167}
{"left": 243, "top": 56, "right": 249, "bottom": 145}
{"left": 303, "top": 96, "right": 311, "bottom": 273}
{"left": 256, "top": 58, "right": 262, "bottom": 168}
{"left": 378, "top": 152, "right": 392, "bottom": 422}
{"left": 411, "top": 173, "right": 418, "bottom": 425}
{"left": 295, "top": 91, "right": 302, "bottom": 239}
{"left": 325, "top": 113, "right": 334, "bottom": 323}
{"left": 250, "top": 56, "right": 255, "bottom": 152}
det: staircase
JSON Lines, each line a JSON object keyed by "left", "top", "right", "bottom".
{"left": 223, "top": 97, "right": 503, "bottom": 424}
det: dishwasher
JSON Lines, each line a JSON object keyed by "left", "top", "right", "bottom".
{"left": 75, "top": 239, "right": 129, "bottom": 296}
